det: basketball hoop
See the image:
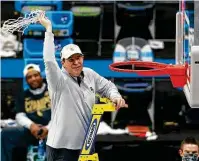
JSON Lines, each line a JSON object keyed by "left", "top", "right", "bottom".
{"left": 109, "top": 61, "right": 188, "bottom": 88}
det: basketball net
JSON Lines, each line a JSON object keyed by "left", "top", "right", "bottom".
{"left": 1, "top": 10, "right": 44, "bottom": 35}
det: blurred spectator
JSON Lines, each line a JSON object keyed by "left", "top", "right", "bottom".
{"left": 1, "top": 64, "right": 51, "bottom": 161}
{"left": 179, "top": 136, "right": 199, "bottom": 161}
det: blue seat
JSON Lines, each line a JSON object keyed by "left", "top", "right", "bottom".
{"left": 15, "top": 1, "right": 63, "bottom": 12}
{"left": 23, "top": 38, "right": 73, "bottom": 58}
{"left": 113, "top": 37, "right": 154, "bottom": 63}
{"left": 23, "top": 11, "right": 74, "bottom": 37}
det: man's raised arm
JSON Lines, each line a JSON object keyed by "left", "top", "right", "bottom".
{"left": 38, "top": 12, "right": 63, "bottom": 91}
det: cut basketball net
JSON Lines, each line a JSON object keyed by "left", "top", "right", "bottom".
{"left": 1, "top": 10, "right": 44, "bottom": 35}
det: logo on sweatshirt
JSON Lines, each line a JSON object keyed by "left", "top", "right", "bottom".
{"left": 85, "top": 118, "right": 98, "bottom": 150}
{"left": 90, "top": 87, "right": 94, "bottom": 93}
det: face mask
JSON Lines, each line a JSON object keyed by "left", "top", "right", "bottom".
{"left": 182, "top": 153, "right": 198, "bottom": 161}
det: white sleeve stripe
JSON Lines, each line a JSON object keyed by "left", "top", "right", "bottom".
{"left": 15, "top": 112, "right": 33, "bottom": 129}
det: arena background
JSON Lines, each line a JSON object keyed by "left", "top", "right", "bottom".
{"left": 1, "top": 1, "right": 199, "bottom": 161}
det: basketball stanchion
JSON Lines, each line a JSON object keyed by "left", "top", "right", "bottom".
{"left": 78, "top": 97, "right": 116, "bottom": 161}
{"left": 176, "top": 0, "right": 199, "bottom": 108}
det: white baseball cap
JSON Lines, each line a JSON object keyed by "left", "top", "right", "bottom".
{"left": 23, "top": 64, "right": 41, "bottom": 77}
{"left": 61, "top": 44, "right": 83, "bottom": 60}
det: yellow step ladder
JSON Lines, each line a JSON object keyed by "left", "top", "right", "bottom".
{"left": 78, "top": 97, "right": 116, "bottom": 161}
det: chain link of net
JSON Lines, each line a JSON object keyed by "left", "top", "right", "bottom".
{"left": 1, "top": 10, "right": 44, "bottom": 35}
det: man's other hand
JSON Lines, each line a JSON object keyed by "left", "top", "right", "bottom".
{"left": 112, "top": 97, "right": 128, "bottom": 110}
